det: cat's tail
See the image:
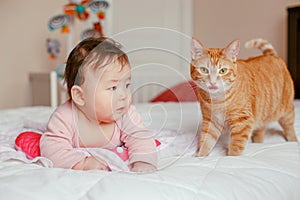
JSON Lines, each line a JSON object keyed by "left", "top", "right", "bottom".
{"left": 244, "top": 38, "right": 277, "bottom": 56}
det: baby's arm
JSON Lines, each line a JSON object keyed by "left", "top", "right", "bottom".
{"left": 120, "top": 106, "right": 158, "bottom": 172}
{"left": 131, "top": 161, "right": 157, "bottom": 173}
{"left": 40, "top": 111, "right": 85, "bottom": 168}
{"left": 40, "top": 106, "right": 93, "bottom": 169}
{"left": 72, "top": 156, "right": 109, "bottom": 171}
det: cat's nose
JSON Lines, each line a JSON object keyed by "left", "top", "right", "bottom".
{"left": 209, "top": 81, "right": 216, "bottom": 86}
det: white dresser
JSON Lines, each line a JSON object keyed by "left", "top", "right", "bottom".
{"left": 29, "top": 71, "right": 65, "bottom": 107}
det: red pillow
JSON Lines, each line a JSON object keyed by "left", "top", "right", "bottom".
{"left": 150, "top": 81, "right": 198, "bottom": 102}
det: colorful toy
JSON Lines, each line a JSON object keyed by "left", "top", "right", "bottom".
{"left": 48, "top": 14, "right": 70, "bottom": 33}
{"left": 89, "top": 0, "right": 109, "bottom": 20}
{"left": 46, "top": 0, "right": 110, "bottom": 60}
{"left": 56, "top": 63, "right": 66, "bottom": 80}
{"left": 56, "top": 63, "right": 68, "bottom": 91}
{"left": 109, "top": 146, "right": 129, "bottom": 161}
{"left": 81, "top": 22, "right": 104, "bottom": 40}
{"left": 81, "top": 28, "right": 101, "bottom": 40}
{"left": 109, "top": 140, "right": 161, "bottom": 161}
{"left": 93, "top": 22, "right": 104, "bottom": 36}
{"left": 15, "top": 132, "right": 42, "bottom": 159}
{"left": 46, "top": 38, "right": 61, "bottom": 59}
{"left": 64, "top": 0, "right": 90, "bottom": 21}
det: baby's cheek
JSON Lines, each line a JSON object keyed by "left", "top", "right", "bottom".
{"left": 128, "top": 96, "right": 132, "bottom": 105}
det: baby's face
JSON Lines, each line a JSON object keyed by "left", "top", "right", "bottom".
{"left": 82, "top": 61, "right": 132, "bottom": 123}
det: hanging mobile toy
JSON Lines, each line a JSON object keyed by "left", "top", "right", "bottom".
{"left": 46, "top": 38, "right": 61, "bottom": 59}
{"left": 56, "top": 63, "right": 68, "bottom": 90}
{"left": 93, "top": 22, "right": 104, "bottom": 36}
{"left": 46, "top": 0, "right": 110, "bottom": 60}
{"left": 56, "top": 63, "right": 66, "bottom": 80}
{"left": 89, "top": 0, "right": 109, "bottom": 20}
{"left": 64, "top": 0, "right": 90, "bottom": 21}
{"left": 81, "top": 28, "right": 101, "bottom": 40}
{"left": 81, "top": 22, "right": 104, "bottom": 40}
{"left": 48, "top": 14, "right": 70, "bottom": 33}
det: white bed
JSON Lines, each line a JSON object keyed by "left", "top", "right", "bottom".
{"left": 0, "top": 99, "right": 299, "bottom": 200}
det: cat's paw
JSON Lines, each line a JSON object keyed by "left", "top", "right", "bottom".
{"left": 227, "top": 147, "right": 244, "bottom": 156}
{"left": 286, "top": 135, "right": 298, "bottom": 142}
{"left": 195, "top": 148, "right": 209, "bottom": 157}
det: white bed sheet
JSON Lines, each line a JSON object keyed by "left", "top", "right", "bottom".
{"left": 0, "top": 101, "right": 299, "bottom": 200}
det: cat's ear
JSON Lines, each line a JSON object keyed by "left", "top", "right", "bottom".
{"left": 191, "top": 38, "right": 207, "bottom": 60}
{"left": 222, "top": 40, "right": 240, "bottom": 62}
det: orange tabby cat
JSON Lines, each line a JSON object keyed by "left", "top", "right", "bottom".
{"left": 190, "top": 38, "right": 298, "bottom": 156}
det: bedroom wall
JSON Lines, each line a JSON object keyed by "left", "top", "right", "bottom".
{"left": 0, "top": 0, "right": 66, "bottom": 109}
{"left": 0, "top": 0, "right": 299, "bottom": 109}
{"left": 193, "top": 0, "right": 300, "bottom": 60}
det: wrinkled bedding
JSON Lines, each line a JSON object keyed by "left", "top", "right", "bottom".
{"left": 0, "top": 101, "right": 299, "bottom": 200}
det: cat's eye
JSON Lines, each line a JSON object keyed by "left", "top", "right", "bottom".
{"left": 199, "top": 67, "right": 209, "bottom": 74}
{"left": 219, "top": 68, "right": 228, "bottom": 75}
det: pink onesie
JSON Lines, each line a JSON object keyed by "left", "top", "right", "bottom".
{"left": 40, "top": 101, "right": 157, "bottom": 169}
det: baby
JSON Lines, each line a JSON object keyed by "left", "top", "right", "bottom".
{"left": 40, "top": 37, "right": 158, "bottom": 172}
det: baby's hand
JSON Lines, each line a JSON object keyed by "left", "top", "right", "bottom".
{"left": 72, "top": 156, "right": 109, "bottom": 171}
{"left": 131, "top": 161, "right": 157, "bottom": 173}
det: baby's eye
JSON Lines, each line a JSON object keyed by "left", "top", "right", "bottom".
{"left": 109, "top": 86, "right": 117, "bottom": 91}
{"left": 219, "top": 68, "right": 228, "bottom": 75}
{"left": 199, "top": 67, "right": 209, "bottom": 74}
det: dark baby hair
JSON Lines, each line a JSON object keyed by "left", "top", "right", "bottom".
{"left": 64, "top": 37, "right": 129, "bottom": 99}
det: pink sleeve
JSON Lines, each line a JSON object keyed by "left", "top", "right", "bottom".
{"left": 40, "top": 102, "right": 87, "bottom": 168}
{"left": 119, "top": 106, "right": 158, "bottom": 167}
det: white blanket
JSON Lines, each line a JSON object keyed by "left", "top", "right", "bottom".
{"left": 0, "top": 102, "right": 300, "bottom": 200}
